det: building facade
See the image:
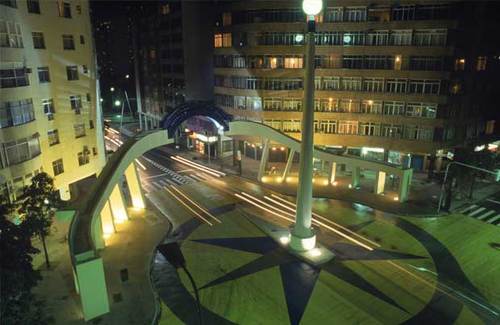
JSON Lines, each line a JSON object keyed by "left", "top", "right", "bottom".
{"left": 0, "top": 0, "right": 104, "bottom": 200}
{"left": 212, "top": 0, "right": 499, "bottom": 171}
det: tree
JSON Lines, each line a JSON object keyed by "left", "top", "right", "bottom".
{"left": 18, "top": 173, "right": 62, "bottom": 268}
{"left": 0, "top": 195, "right": 49, "bottom": 324}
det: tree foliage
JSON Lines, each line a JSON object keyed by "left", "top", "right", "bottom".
{"left": 0, "top": 195, "right": 48, "bottom": 324}
{"left": 17, "top": 173, "right": 62, "bottom": 268}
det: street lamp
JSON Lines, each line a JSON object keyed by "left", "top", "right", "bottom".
{"left": 110, "top": 87, "right": 115, "bottom": 92}
{"left": 289, "top": 0, "right": 322, "bottom": 252}
{"left": 114, "top": 99, "right": 121, "bottom": 107}
{"left": 125, "top": 74, "right": 130, "bottom": 79}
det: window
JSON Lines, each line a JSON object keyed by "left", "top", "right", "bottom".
{"left": 222, "top": 12, "right": 232, "bottom": 26}
{"left": 324, "top": 7, "right": 343, "bottom": 22}
{"left": 222, "top": 33, "right": 232, "bottom": 47}
{"left": 341, "top": 77, "right": 362, "bottom": 91}
{"left": 410, "top": 56, "right": 443, "bottom": 71}
{"left": 319, "top": 98, "right": 338, "bottom": 112}
{"left": 454, "top": 58, "right": 465, "bottom": 71}
{"left": 339, "top": 99, "right": 360, "bottom": 113}
{"left": 214, "top": 34, "right": 222, "bottom": 48}
{"left": 322, "top": 77, "right": 340, "bottom": 90}
{"left": 92, "top": 147, "right": 97, "bottom": 156}
{"left": 361, "top": 100, "right": 382, "bottom": 114}
{"left": 80, "top": 35, "right": 85, "bottom": 44}
{"left": 0, "top": 0, "right": 17, "bottom": 8}
{"left": 403, "top": 125, "right": 433, "bottom": 141}
{"left": 2, "top": 134, "right": 41, "bottom": 166}
{"left": 392, "top": 5, "right": 415, "bottom": 21}
{"left": 406, "top": 102, "right": 437, "bottom": 118}
{"left": 366, "top": 30, "right": 388, "bottom": 45}
{"left": 48, "top": 129, "right": 59, "bottom": 146}
{"left": 159, "top": 4, "right": 169, "bottom": 15}
{"left": 363, "top": 78, "right": 384, "bottom": 92}
{"left": 360, "top": 122, "right": 380, "bottom": 136}
{"left": 76, "top": 4, "right": 81, "bottom": 14}
{"left": 52, "top": 159, "right": 64, "bottom": 175}
{"left": 408, "top": 79, "right": 440, "bottom": 94}
{"left": 0, "top": 68, "right": 29, "bottom": 88}
{"left": 70, "top": 95, "right": 82, "bottom": 112}
{"left": 476, "top": 56, "right": 487, "bottom": 71}
{"left": 383, "top": 101, "right": 405, "bottom": 115}
{"left": 386, "top": 79, "right": 407, "bottom": 93}
{"left": 382, "top": 124, "right": 402, "bottom": 138}
{"left": 62, "top": 34, "right": 75, "bottom": 49}
{"left": 413, "top": 29, "right": 447, "bottom": 46}
{"left": 59, "top": 2, "right": 71, "bottom": 18}
{"left": 82, "top": 65, "right": 88, "bottom": 73}
{"left": 284, "top": 56, "right": 302, "bottom": 69}
{"left": 27, "top": 0, "right": 40, "bottom": 13}
{"left": 338, "top": 121, "right": 358, "bottom": 135}
{"left": 344, "top": 7, "right": 366, "bottom": 22}
{"left": 282, "top": 120, "right": 301, "bottom": 133}
{"left": 390, "top": 30, "right": 412, "bottom": 45}
{"left": 343, "top": 32, "right": 365, "bottom": 45}
{"left": 66, "top": 66, "right": 78, "bottom": 80}
{"left": 86, "top": 93, "right": 91, "bottom": 102}
{"left": 316, "top": 32, "right": 342, "bottom": 46}
{"left": 42, "top": 99, "right": 55, "bottom": 119}
{"left": 32, "top": 31, "right": 45, "bottom": 48}
{"left": 317, "top": 120, "right": 336, "bottom": 134}
{"left": 283, "top": 98, "right": 302, "bottom": 111}
{"left": 343, "top": 55, "right": 363, "bottom": 69}
{"left": 37, "top": 67, "right": 50, "bottom": 83}
{"left": 394, "top": 55, "right": 402, "bottom": 70}
{"left": 89, "top": 120, "right": 94, "bottom": 129}
{"left": 74, "top": 123, "right": 85, "bottom": 138}
{"left": 0, "top": 20, "right": 23, "bottom": 48}
{"left": 77, "top": 150, "right": 90, "bottom": 166}
{"left": 246, "top": 97, "right": 262, "bottom": 110}
{"left": 0, "top": 99, "right": 35, "bottom": 128}
{"left": 364, "top": 55, "right": 393, "bottom": 69}
{"left": 263, "top": 98, "right": 281, "bottom": 111}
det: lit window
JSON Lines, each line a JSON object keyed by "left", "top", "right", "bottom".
{"left": 48, "top": 129, "right": 60, "bottom": 146}
{"left": 160, "top": 4, "right": 170, "bottom": 15}
{"left": 214, "top": 34, "right": 222, "bottom": 48}
{"left": 476, "top": 56, "right": 487, "bottom": 71}
{"left": 269, "top": 57, "right": 278, "bottom": 69}
{"left": 222, "top": 33, "right": 232, "bottom": 47}
{"left": 32, "top": 31, "right": 44, "bottom": 49}
{"left": 394, "top": 55, "right": 402, "bottom": 70}
{"left": 0, "top": 20, "right": 23, "bottom": 48}
{"left": 284, "top": 57, "right": 303, "bottom": 69}
{"left": 52, "top": 159, "right": 64, "bottom": 175}
{"left": 454, "top": 58, "right": 465, "bottom": 71}
{"left": 74, "top": 123, "right": 86, "bottom": 138}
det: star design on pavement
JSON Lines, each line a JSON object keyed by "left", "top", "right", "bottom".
{"left": 191, "top": 225, "right": 426, "bottom": 325}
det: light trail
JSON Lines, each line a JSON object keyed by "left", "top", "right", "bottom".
{"left": 238, "top": 192, "right": 373, "bottom": 251}
{"left": 104, "top": 135, "right": 121, "bottom": 147}
{"left": 164, "top": 186, "right": 213, "bottom": 226}
{"left": 134, "top": 159, "right": 147, "bottom": 170}
{"left": 268, "top": 194, "right": 380, "bottom": 248}
{"left": 170, "top": 156, "right": 223, "bottom": 177}
{"left": 170, "top": 186, "right": 221, "bottom": 224}
{"left": 173, "top": 155, "right": 226, "bottom": 176}
{"left": 105, "top": 127, "right": 120, "bottom": 135}
{"left": 234, "top": 193, "right": 295, "bottom": 223}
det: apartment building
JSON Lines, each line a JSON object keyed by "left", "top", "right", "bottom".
{"left": 212, "top": 1, "right": 499, "bottom": 171}
{"left": 0, "top": 0, "right": 104, "bottom": 200}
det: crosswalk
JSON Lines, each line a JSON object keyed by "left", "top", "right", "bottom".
{"left": 460, "top": 204, "right": 500, "bottom": 226}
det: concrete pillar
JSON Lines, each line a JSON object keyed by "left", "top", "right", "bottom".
{"left": 352, "top": 166, "right": 361, "bottom": 188}
{"left": 93, "top": 215, "right": 105, "bottom": 250}
{"left": 399, "top": 169, "right": 413, "bottom": 202}
{"left": 109, "top": 184, "right": 128, "bottom": 223}
{"left": 282, "top": 149, "right": 296, "bottom": 181}
{"left": 125, "top": 163, "right": 145, "bottom": 209}
{"left": 374, "top": 171, "right": 386, "bottom": 195}
{"left": 100, "top": 201, "right": 116, "bottom": 239}
{"left": 258, "top": 139, "right": 270, "bottom": 181}
{"left": 59, "top": 184, "right": 71, "bottom": 201}
{"left": 328, "top": 162, "right": 337, "bottom": 184}
{"left": 75, "top": 257, "right": 110, "bottom": 321}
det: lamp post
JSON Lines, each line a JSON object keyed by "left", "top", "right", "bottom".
{"left": 289, "top": 0, "right": 322, "bottom": 252}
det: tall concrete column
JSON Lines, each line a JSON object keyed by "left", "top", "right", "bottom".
{"left": 282, "top": 149, "right": 296, "bottom": 181}
{"left": 290, "top": 20, "right": 317, "bottom": 252}
{"left": 75, "top": 257, "right": 110, "bottom": 321}
{"left": 352, "top": 166, "right": 361, "bottom": 188}
{"left": 328, "top": 162, "right": 337, "bottom": 184}
{"left": 399, "top": 169, "right": 413, "bottom": 202}
{"left": 258, "top": 139, "right": 270, "bottom": 181}
{"left": 125, "top": 163, "right": 145, "bottom": 209}
{"left": 93, "top": 215, "right": 105, "bottom": 250}
{"left": 109, "top": 184, "right": 128, "bottom": 223}
{"left": 100, "top": 201, "right": 116, "bottom": 239}
{"left": 374, "top": 171, "right": 386, "bottom": 195}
